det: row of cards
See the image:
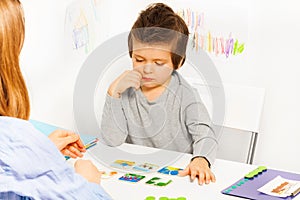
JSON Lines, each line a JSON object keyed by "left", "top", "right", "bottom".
{"left": 110, "top": 160, "right": 183, "bottom": 175}
{"left": 101, "top": 171, "right": 172, "bottom": 187}
{"left": 111, "top": 160, "right": 159, "bottom": 172}
{"left": 119, "top": 173, "right": 172, "bottom": 186}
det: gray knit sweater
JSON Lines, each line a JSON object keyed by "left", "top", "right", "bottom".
{"left": 100, "top": 71, "right": 217, "bottom": 165}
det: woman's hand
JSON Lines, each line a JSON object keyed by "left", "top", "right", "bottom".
{"left": 48, "top": 130, "right": 86, "bottom": 158}
{"left": 74, "top": 159, "right": 103, "bottom": 184}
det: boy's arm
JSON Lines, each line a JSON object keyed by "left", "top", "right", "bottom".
{"left": 185, "top": 101, "right": 218, "bottom": 167}
{"left": 100, "top": 94, "right": 129, "bottom": 146}
{"left": 100, "top": 70, "right": 142, "bottom": 146}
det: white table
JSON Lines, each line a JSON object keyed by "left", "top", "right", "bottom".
{"left": 68, "top": 143, "right": 300, "bottom": 200}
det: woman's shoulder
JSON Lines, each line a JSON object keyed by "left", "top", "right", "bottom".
{"left": 0, "top": 117, "right": 38, "bottom": 137}
{"left": 0, "top": 116, "right": 51, "bottom": 151}
{"left": 0, "top": 116, "right": 32, "bottom": 137}
{"left": 0, "top": 116, "right": 29, "bottom": 124}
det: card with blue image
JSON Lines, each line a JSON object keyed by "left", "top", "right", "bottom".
{"left": 110, "top": 160, "right": 135, "bottom": 170}
{"left": 157, "top": 166, "right": 183, "bottom": 176}
{"left": 133, "top": 163, "right": 159, "bottom": 173}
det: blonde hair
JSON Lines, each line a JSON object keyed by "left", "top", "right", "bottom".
{"left": 0, "top": 0, "right": 30, "bottom": 120}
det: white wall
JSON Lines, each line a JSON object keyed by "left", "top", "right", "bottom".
{"left": 247, "top": 0, "right": 300, "bottom": 171}
{"left": 20, "top": 0, "right": 300, "bottom": 172}
{"left": 21, "top": 0, "right": 76, "bottom": 128}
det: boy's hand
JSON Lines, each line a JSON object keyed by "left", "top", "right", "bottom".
{"left": 108, "top": 70, "right": 142, "bottom": 98}
{"left": 179, "top": 157, "right": 216, "bottom": 185}
{"left": 74, "top": 159, "right": 104, "bottom": 184}
{"left": 48, "top": 130, "right": 86, "bottom": 158}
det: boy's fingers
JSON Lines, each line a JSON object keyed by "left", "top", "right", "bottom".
{"left": 211, "top": 172, "right": 216, "bottom": 183}
{"left": 190, "top": 170, "right": 197, "bottom": 181}
{"left": 205, "top": 171, "right": 211, "bottom": 184}
{"left": 134, "top": 81, "right": 141, "bottom": 89}
{"left": 178, "top": 167, "right": 189, "bottom": 176}
{"left": 198, "top": 172, "right": 205, "bottom": 185}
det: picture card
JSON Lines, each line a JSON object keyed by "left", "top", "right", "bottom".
{"left": 118, "top": 173, "right": 146, "bottom": 183}
{"left": 110, "top": 160, "right": 135, "bottom": 170}
{"left": 258, "top": 176, "right": 300, "bottom": 197}
{"left": 133, "top": 163, "right": 159, "bottom": 173}
{"left": 145, "top": 177, "right": 172, "bottom": 187}
{"left": 157, "top": 166, "right": 183, "bottom": 176}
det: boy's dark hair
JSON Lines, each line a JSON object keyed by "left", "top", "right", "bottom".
{"left": 128, "top": 3, "right": 189, "bottom": 69}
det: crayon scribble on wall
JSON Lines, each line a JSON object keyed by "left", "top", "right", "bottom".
{"left": 177, "top": 9, "right": 245, "bottom": 58}
{"left": 70, "top": 9, "right": 89, "bottom": 51}
{"left": 65, "top": 0, "right": 102, "bottom": 55}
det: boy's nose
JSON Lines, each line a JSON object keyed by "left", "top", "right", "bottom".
{"left": 143, "top": 64, "right": 153, "bottom": 73}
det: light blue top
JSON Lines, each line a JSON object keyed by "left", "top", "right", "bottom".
{"left": 0, "top": 117, "right": 111, "bottom": 200}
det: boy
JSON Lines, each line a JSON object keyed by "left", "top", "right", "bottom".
{"left": 101, "top": 3, "right": 217, "bottom": 185}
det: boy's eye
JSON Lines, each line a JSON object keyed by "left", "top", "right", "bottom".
{"left": 135, "top": 58, "right": 144, "bottom": 62}
{"left": 155, "top": 62, "right": 164, "bottom": 66}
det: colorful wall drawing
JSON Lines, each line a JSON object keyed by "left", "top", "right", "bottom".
{"left": 177, "top": 9, "right": 245, "bottom": 58}
{"left": 65, "top": 0, "right": 102, "bottom": 55}
{"left": 71, "top": 9, "right": 89, "bottom": 51}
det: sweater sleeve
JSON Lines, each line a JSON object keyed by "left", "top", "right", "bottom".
{"left": 184, "top": 97, "right": 218, "bottom": 166}
{"left": 100, "top": 94, "right": 129, "bottom": 146}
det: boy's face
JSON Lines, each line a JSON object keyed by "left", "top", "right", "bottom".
{"left": 131, "top": 42, "right": 174, "bottom": 90}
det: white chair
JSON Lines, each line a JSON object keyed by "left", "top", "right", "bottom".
{"left": 184, "top": 77, "right": 265, "bottom": 164}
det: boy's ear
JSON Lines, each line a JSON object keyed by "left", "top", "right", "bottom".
{"left": 177, "top": 57, "right": 185, "bottom": 70}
